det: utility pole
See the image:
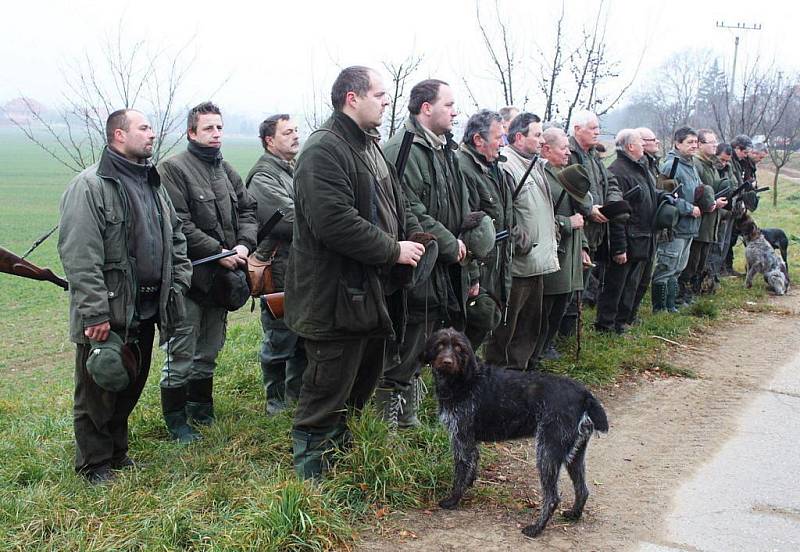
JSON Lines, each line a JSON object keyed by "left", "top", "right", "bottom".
{"left": 715, "top": 21, "right": 762, "bottom": 99}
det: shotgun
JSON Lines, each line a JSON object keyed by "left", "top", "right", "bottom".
{"left": 264, "top": 292, "right": 284, "bottom": 319}
{"left": 0, "top": 246, "right": 68, "bottom": 290}
{"left": 394, "top": 130, "right": 415, "bottom": 182}
{"left": 191, "top": 250, "right": 238, "bottom": 267}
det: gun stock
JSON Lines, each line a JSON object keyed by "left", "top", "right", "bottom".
{"left": 263, "top": 292, "right": 284, "bottom": 319}
{"left": 0, "top": 246, "right": 68, "bottom": 290}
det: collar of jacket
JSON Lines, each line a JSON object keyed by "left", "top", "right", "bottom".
{"left": 695, "top": 151, "right": 715, "bottom": 167}
{"left": 404, "top": 115, "right": 448, "bottom": 151}
{"left": 263, "top": 149, "right": 294, "bottom": 175}
{"left": 615, "top": 148, "right": 645, "bottom": 168}
{"left": 96, "top": 146, "right": 160, "bottom": 187}
{"left": 187, "top": 140, "right": 223, "bottom": 165}
{"left": 568, "top": 135, "right": 597, "bottom": 159}
{"left": 327, "top": 110, "right": 373, "bottom": 151}
{"left": 666, "top": 148, "right": 694, "bottom": 167}
{"left": 459, "top": 142, "right": 505, "bottom": 173}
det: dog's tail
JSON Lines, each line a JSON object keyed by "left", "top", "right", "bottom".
{"left": 584, "top": 393, "right": 609, "bottom": 433}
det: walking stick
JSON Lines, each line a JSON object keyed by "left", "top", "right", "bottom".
{"left": 576, "top": 290, "right": 583, "bottom": 362}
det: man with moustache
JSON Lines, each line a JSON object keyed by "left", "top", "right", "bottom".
{"left": 159, "top": 101, "right": 258, "bottom": 442}
{"left": 245, "top": 114, "right": 306, "bottom": 416}
{"left": 376, "top": 79, "right": 473, "bottom": 428}
{"left": 285, "top": 66, "right": 424, "bottom": 478}
{"left": 485, "top": 112, "right": 559, "bottom": 369}
{"left": 458, "top": 109, "right": 514, "bottom": 348}
{"left": 58, "top": 109, "right": 192, "bottom": 483}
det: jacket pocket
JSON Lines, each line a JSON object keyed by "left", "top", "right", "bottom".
{"left": 192, "top": 196, "right": 218, "bottom": 230}
{"left": 334, "top": 278, "right": 380, "bottom": 334}
{"left": 103, "top": 214, "right": 126, "bottom": 263}
{"left": 627, "top": 236, "right": 652, "bottom": 262}
{"left": 103, "top": 269, "right": 128, "bottom": 331}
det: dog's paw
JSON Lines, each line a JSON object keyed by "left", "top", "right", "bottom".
{"left": 439, "top": 496, "right": 461, "bottom": 509}
{"left": 561, "top": 508, "right": 583, "bottom": 521}
{"left": 521, "top": 524, "right": 544, "bottom": 538}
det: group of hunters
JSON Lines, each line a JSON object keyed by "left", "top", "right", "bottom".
{"left": 58, "top": 65, "right": 767, "bottom": 484}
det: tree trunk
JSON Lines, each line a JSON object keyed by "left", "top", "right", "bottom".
{"left": 772, "top": 168, "right": 780, "bottom": 207}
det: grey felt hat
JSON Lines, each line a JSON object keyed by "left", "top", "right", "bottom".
{"left": 87, "top": 331, "right": 131, "bottom": 392}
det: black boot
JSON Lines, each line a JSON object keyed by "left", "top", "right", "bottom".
{"left": 186, "top": 377, "right": 214, "bottom": 426}
{"left": 666, "top": 279, "right": 679, "bottom": 313}
{"left": 651, "top": 282, "right": 667, "bottom": 312}
{"left": 161, "top": 386, "right": 201, "bottom": 444}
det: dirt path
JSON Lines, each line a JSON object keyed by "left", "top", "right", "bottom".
{"left": 358, "top": 292, "right": 800, "bottom": 551}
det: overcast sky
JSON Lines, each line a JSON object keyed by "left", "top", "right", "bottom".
{"left": 2, "top": 0, "right": 798, "bottom": 124}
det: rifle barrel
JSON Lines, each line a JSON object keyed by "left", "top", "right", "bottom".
{"left": 192, "top": 250, "right": 238, "bottom": 267}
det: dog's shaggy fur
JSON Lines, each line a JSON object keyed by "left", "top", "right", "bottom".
{"left": 738, "top": 216, "right": 789, "bottom": 295}
{"left": 422, "top": 328, "right": 609, "bottom": 538}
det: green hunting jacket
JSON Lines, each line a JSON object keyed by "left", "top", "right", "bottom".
{"left": 58, "top": 147, "right": 193, "bottom": 345}
{"left": 245, "top": 150, "right": 295, "bottom": 291}
{"left": 159, "top": 147, "right": 258, "bottom": 297}
{"left": 693, "top": 152, "right": 725, "bottom": 243}
{"left": 457, "top": 142, "right": 514, "bottom": 308}
{"left": 383, "top": 116, "right": 471, "bottom": 322}
{"left": 284, "top": 111, "right": 422, "bottom": 341}
{"left": 542, "top": 163, "right": 588, "bottom": 296}
{"left": 568, "top": 136, "right": 622, "bottom": 250}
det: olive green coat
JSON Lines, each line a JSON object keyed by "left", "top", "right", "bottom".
{"left": 457, "top": 143, "right": 514, "bottom": 307}
{"left": 159, "top": 148, "right": 258, "bottom": 296}
{"left": 542, "top": 163, "right": 589, "bottom": 296}
{"left": 383, "top": 116, "right": 471, "bottom": 322}
{"left": 567, "top": 136, "right": 622, "bottom": 250}
{"left": 284, "top": 111, "right": 422, "bottom": 341}
{"left": 58, "top": 147, "right": 193, "bottom": 345}
{"left": 693, "top": 152, "right": 725, "bottom": 243}
{"left": 245, "top": 151, "right": 295, "bottom": 291}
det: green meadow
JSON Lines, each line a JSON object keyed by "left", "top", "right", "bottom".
{"left": 1, "top": 127, "right": 798, "bottom": 550}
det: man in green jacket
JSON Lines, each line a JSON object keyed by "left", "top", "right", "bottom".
{"left": 159, "top": 102, "right": 258, "bottom": 443}
{"left": 378, "top": 79, "right": 474, "bottom": 428}
{"left": 245, "top": 114, "right": 307, "bottom": 416}
{"left": 485, "top": 112, "right": 559, "bottom": 369}
{"left": 561, "top": 110, "right": 621, "bottom": 333}
{"left": 457, "top": 109, "right": 513, "bottom": 348}
{"left": 58, "top": 109, "right": 192, "bottom": 483}
{"left": 285, "top": 66, "right": 424, "bottom": 479}
{"left": 534, "top": 127, "right": 591, "bottom": 363}
{"left": 683, "top": 129, "right": 728, "bottom": 299}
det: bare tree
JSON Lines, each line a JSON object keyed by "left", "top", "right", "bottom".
{"left": 538, "top": 1, "right": 566, "bottom": 121}
{"left": 474, "top": 0, "right": 518, "bottom": 107}
{"left": 762, "top": 80, "right": 800, "bottom": 205}
{"left": 6, "top": 21, "right": 207, "bottom": 172}
{"left": 302, "top": 66, "right": 330, "bottom": 132}
{"left": 382, "top": 53, "right": 424, "bottom": 137}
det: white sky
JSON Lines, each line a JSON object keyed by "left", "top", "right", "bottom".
{"left": 1, "top": 0, "right": 797, "bottom": 122}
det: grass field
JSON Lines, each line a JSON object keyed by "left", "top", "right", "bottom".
{"left": 1, "top": 127, "right": 799, "bottom": 550}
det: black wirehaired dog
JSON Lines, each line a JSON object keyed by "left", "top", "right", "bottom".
{"left": 422, "top": 328, "right": 609, "bottom": 538}
{"left": 761, "top": 227, "right": 789, "bottom": 267}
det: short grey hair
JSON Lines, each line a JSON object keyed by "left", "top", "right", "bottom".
{"left": 636, "top": 127, "right": 655, "bottom": 139}
{"left": 615, "top": 129, "right": 641, "bottom": 149}
{"left": 569, "top": 110, "right": 598, "bottom": 136}
{"left": 462, "top": 109, "right": 502, "bottom": 146}
{"left": 542, "top": 126, "right": 567, "bottom": 147}
{"left": 752, "top": 142, "right": 768, "bottom": 153}
{"left": 499, "top": 106, "right": 519, "bottom": 122}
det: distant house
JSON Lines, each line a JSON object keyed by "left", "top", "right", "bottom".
{"left": 1, "top": 97, "right": 47, "bottom": 127}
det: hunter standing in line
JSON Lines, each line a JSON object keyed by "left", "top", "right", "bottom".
{"left": 595, "top": 129, "right": 660, "bottom": 333}
{"left": 159, "top": 102, "right": 258, "bottom": 443}
{"left": 58, "top": 109, "right": 192, "bottom": 483}
{"left": 560, "top": 110, "right": 621, "bottom": 333}
{"left": 485, "top": 112, "right": 559, "bottom": 368}
{"left": 534, "top": 126, "right": 592, "bottom": 364}
{"left": 458, "top": 109, "right": 514, "bottom": 349}
{"left": 245, "top": 114, "right": 307, "bottom": 416}
{"left": 377, "top": 79, "right": 474, "bottom": 428}
{"left": 285, "top": 66, "right": 424, "bottom": 479}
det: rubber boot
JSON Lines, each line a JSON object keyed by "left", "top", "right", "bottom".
{"left": 666, "top": 279, "right": 679, "bottom": 313}
{"left": 292, "top": 426, "right": 348, "bottom": 480}
{"left": 651, "top": 282, "right": 667, "bottom": 313}
{"left": 372, "top": 386, "right": 402, "bottom": 431}
{"left": 262, "top": 361, "right": 287, "bottom": 415}
{"left": 161, "top": 386, "right": 201, "bottom": 444}
{"left": 186, "top": 377, "right": 214, "bottom": 426}
{"left": 397, "top": 377, "right": 423, "bottom": 429}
